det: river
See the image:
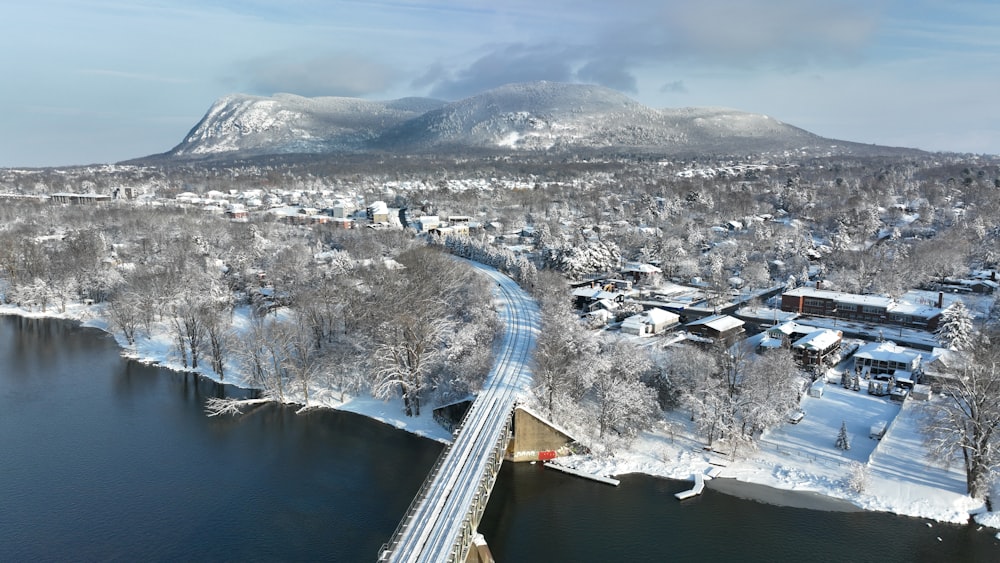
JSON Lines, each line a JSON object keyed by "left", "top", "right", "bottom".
{"left": 1, "top": 316, "right": 997, "bottom": 561}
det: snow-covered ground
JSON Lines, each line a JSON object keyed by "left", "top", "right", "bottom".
{"left": 555, "top": 381, "right": 1000, "bottom": 531}
{"left": 4, "top": 300, "right": 999, "bottom": 533}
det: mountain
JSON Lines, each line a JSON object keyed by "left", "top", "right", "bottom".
{"left": 167, "top": 93, "right": 447, "bottom": 158}
{"left": 162, "top": 82, "right": 910, "bottom": 160}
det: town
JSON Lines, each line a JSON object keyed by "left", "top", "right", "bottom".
{"left": 1, "top": 151, "right": 999, "bottom": 540}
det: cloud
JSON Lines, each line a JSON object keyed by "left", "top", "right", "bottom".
{"left": 575, "top": 59, "right": 637, "bottom": 93}
{"left": 235, "top": 52, "right": 397, "bottom": 97}
{"left": 416, "top": 0, "right": 883, "bottom": 100}
{"left": 651, "top": 0, "right": 881, "bottom": 66}
{"left": 659, "top": 80, "right": 687, "bottom": 94}
{"left": 423, "top": 43, "right": 575, "bottom": 99}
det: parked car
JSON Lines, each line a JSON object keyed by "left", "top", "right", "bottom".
{"left": 788, "top": 409, "right": 806, "bottom": 424}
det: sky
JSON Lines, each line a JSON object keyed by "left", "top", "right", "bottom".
{"left": 2, "top": 0, "right": 999, "bottom": 167}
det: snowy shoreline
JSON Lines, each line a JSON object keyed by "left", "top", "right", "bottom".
{"left": 4, "top": 303, "right": 999, "bottom": 536}
{"left": 0, "top": 303, "right": 454, "bottom": 444}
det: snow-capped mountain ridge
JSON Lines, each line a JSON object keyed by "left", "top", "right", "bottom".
{"left": 164, "top": 82, "right": 910, "bottom": 159}
{"left": 170, "top": 93, "right": 447, "bottom": 156}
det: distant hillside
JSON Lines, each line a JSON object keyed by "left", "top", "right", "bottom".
{"left": 167, "top": 93, "right": 447, "bottom": 158}
{"left": 159, "top": 81, "right": 920, "bottom": 160}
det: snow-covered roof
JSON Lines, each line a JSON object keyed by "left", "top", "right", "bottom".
{"left": 622, "top": 261, "right": 662, "bottom": 274}
{"left": 783, "top": 286, "right": 893, "bottom": 308}
{"left": 793, "top": 329, "right": 841, "bottom": 351}
{"left": 855, "top": 341, "right": 921, "bottom": 364}
{"left": 887, "top": 301, "right": 942, "bottom": 317}
{"left": 758, "top": 337, "right": 785, "bottom": 349}
{"left": 689, "top": 314, "right": 744, "bottom": 332}
{"left": 572, "top": 288, "right": 621, "bottom": 301}
{"left": 645, "top": 307, "right": 679, "bottom": 326}
{"left": 621, "top": 314, "right": 646, "bottom": 329}
{"left": 367, "top": 200, "right": 388, "bottom": 214}
{"left": 768, "top": 321, "right": 814, "bottom": 337}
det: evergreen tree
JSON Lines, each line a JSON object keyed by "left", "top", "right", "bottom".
{"left": 936, "top": 301, "right": 975, "bottom": 351}
{"left": 835, "top": 420, "right": 851, "bottom": 451}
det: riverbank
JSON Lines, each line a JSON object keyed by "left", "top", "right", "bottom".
{"left": 3, "top": 302, "right": 998, "bottom": 535}
{"left": 548, "top": 406, "right": 1000, "bottom": 533}
{"left": 0, "top": 303, "right": 453, "bottom": 444}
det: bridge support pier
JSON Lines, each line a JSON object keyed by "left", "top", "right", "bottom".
{"left": 465, "top": 533, "right": 495, "bottom": 563}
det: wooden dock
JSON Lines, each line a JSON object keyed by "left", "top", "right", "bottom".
{"left": 545, "top": 462, "right": 620, "bottom": 486}
{"left": 674, "top": 472, "right": 705, "bottom": 500}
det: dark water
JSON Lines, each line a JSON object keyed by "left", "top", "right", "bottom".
{"left": 2, "top": 316, "right": 998, "bottom": 562}
{"left": 0, "top": 316, "right": 440, "bottom": 561}
{"left": 480, "top": 464, "right": 1000, "bottom": 562}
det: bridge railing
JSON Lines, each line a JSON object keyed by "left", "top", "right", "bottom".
{"left": 377, "top": 393, "right": 487, "bottom": 561}
{"left": 446, "top": 409, "right": 514, "bottom": 562}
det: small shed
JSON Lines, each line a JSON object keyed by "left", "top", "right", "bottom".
{"left": 870, "top": 421, "right": 888, "bottom": 440}
{"left": 808, "top": 379, "right": 825, "bottom": 398}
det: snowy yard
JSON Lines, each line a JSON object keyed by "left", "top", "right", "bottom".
{"left": 555, "top": 380, "right": 991, "bottom": 527}
{"left": 761, "top": 383, "right": 901, "bottom": 468}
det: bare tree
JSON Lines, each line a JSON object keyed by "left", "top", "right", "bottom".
{"left": 368, "top": 247, "right": 468, "bottom": 417}
{"left": 740, "top": 348, "right": 802, "bottom": 436}
{"left": 107, "top": 291, "right": 143, "bottom": 346}
{"left": 591, "top": 340, "right": 659, "bottom": 442}
{"left": 532, "top": 302, "right": 599, "bottom": 419}
{"left": 922, "top": 340, "right": 1000, "bottom": 500}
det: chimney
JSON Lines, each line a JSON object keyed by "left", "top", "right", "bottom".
{"left": 816, "top": 280, "right": 822, "bottom": 290}
{"left": 992, "top": 271, "right": 997, "bottom": 281}
{"left": 937, "top": 292, "right": 943, "bottom": 309}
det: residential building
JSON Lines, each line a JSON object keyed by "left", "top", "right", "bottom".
{"left": 781, "top": 286, "right": 943, "bottom": 330}
{"left": 686, "top": 314, "right": 745, "bottom": 344}
{"left": 791, "top": 329, "right": 843, "bottom": 366}
{"left": 853, "top": 341, "right": 923, "bottom": 379}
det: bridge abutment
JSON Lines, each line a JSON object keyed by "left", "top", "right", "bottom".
{"left": 506, "top": 405, "right": 577, "bottom": 462}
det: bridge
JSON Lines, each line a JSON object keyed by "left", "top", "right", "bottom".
{"left": 378, "top": 262, "right": 539, "bottom": 563}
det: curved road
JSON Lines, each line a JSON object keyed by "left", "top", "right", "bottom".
{"left": 380, "top": 261, "right": 539, "bottom": 563}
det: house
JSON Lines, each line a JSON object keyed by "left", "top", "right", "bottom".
{"left": 622, "top": 261, "right": 662, "bottom": 284}
{"left": 853, "top": 341, "right": 922, "bottom": 379}
{"left": 791, "top": 329, "right": 843, "bottom": 367}
{"left": 224, "top": 203, "right": 248, "bottom": 220}
{"left": 921, "top": 347, "right": 965, "bottom": 387}
{"left": 620, "top": 307, "right": 680, "bottom": 337}
{"left": 780, "top": 286, "right": 944, "bottom": 331}
{"left": 685, "top": 314, "right": 745, "bottom": 344}
{"left": 416, "top": 215, "right": 441, "bottom": 232}
{"left": 764, "top": 321, "right": 815, "bottom": 345}
{"left": 366, "top": 201, "right": 389, "bottom": 223}
{"left": 572, "top": 287, "right": 625, "bottom": 310}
